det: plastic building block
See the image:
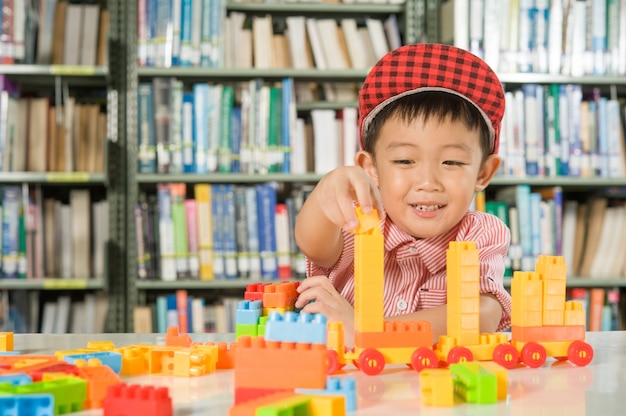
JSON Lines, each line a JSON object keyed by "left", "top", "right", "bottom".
{"left": 0, "top": 394, "right": 54, "bottom": 416}
{"left": 205, "top": 341, "right": 237, "bottom": 369}
{"left": 0, "top": 373, "right": 32, "bottom": 386}
{"left": 165, "top": 326, "right": 192, "bottom": 347}
{"left": 103, "top": 383, "right": 172, "bottom": 416}
{"left": 234, "top": 387, "right": 292, "bottom": 406}
{"left": 244, "top": 283, "right": 270, "bottom": 301}
{"left": 0, "top": 333, "right": 14, "bottom": 352}
{"left": 264, "top": 311, "right": 327, "bottom": 345}
{"left": 295, "top": 376, "right": 357, "bottom": 412}
{"left": 0, "top": 352, "right": 20, "bottom": 356}
{"left": 419, "top": 369, "right": 455, "bottom": 406}
{"left": 234, "top": 336, "right": 327, "bottom": 391}
{"left": 172, "top": 345, "right": 218, "bottom": 376}
{"left": 478, "top": 362, "right": 508, "bottom": 400}
{"left": 262, "top": 282, "right": 298, "bottom": 308}
{"left": 236, "top": 300, "right": 263, "bottom": 325}
{"left": 116, "top": 346, "right": 150, "bottom": 376}
{"left": 446, "top": 241, "right": 480, "bottom": 347}
{"left": 86, "top": 341, "right": 116, "bottom": 351}
{"left": 450, "top": 362, "right": 497, "bottom": 404}
{"left": 77, "top": 360, "right": 121, "bottom": 409}
{"left": 229, "top": 392, "right": 297, "bottom": 416}
{"left": 306, "top": 395, "right": 346, "bottom": 416}
{"left": 258, "top": 316, "right": 268, "bottom": 337}
{"left": 256, "top": 394, "right": 311, "bottom": 416}
{"left": 63, "top": 352, "right": 122, "bottom": 374}
{"left": 236, "top": 324, "right": 258, "bottom": 339}
{"left": 0, "top": 377, "right": 87, "bottom": 414}
{"left": 148, "top": 347, "right": 183, "bottom": 375}
{"left": 27, "top": 362, "right": 81, "bottom": 382}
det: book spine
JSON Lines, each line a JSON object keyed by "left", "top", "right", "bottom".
{"left": 138, "top": 83, "right": 157, "bottom": 173}
{"left": 267, "top": 86, "right": 283, "bottom": 173}
{"left": 184, "top": 199, "right": 199, "bottom": 280}
{"left": 169, "top": 79, "right": 184, "bottom": 173}
{"left": 281, "top": 77, "right": 294, "bottom": 173}
{"left": 274, "top": 203, "right": 291, "bottom": 279}
{"left": 153, "top": 77, "right": 172, "bottom": 173}
{"left": 256, "top": 183, "right": 277, "bottom": 280}
{"left": 218, "top": 85, "right": 233, "bottom": 173}
{"left": 180, "top": 0, "right": 192, "bottom": 66}
{"left": 141, "top": 201, "right": 156, "bottom": 280}
{"left": 222, "top": 184, "right": 238, "bottom": 279}
{"left": 181, "top": 92, "right": 195, "bottom": 173}
{"left": 176, "top": 289, "right": 188, "bottom": 333}
{"left": 193, "top": 184, "right": 214, "bottom": 280}
{"left": 200, "top": 0, "right": 211, "bottom": 67}
{"left": 157, "top": 184, "right": 176, "bottom": 281}
{"left": 211, "top": 184, "right": 225, "bottom": 279}
{"left": 193, "top": 83, "right": 208, "bottom": 173}
{"left": 170, "top": 183, "right": 190, "bottom": 280}
{"left": 171, "top": 0, "right": 182, "bottom": 66}
{"left": 2, "top": 186, "right": 20, "bottom": 278}
{"left": 230, "top": 107, "right": 242, "bottom": 173}
{"left": 206, "top": 85, "right": 222, "bottom": 172}
{"left": 234, "top": 186, "right": 250, "bottom": 279}
{"left": 245, "top": 186, "right": 261, "bottom": 280}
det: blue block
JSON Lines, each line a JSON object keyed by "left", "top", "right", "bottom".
{"left": 0, "top": 352, "right": 20, "bottom": 356}
{"left": 236, "top": 300, "right": 262, "bottom": 325}
{"left": 296, "top": 376, "right": 357, "bottom": 412}
{"left": 63, "top": 351, "right": 122, "bottom": 374}
{"left": 0, "top": 374, "right": 32, "bottom": 386}
{"left": 264, "top": 311, "right": 327, "bottom": 344}
{"left": 0, "top": 394, "right": 54, "bottom": 416}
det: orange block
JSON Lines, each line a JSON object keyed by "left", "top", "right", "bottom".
{"left": 355, "top": 321, "right": 432, "bottom": 349}
{"left": 244, "top": 283, "right": 270, "bottom": 301}
{"left": 205, "top": 341, "right": 237, "bottom": 369}
{"left": 78, "top": 363, "right": 121, "bottom": 409}
{"left": 263, "top": 282, "right": 298, "bottom": 308}
{"left": 234, "top": 336, "right": 327, "bottom": 390}
{"left": 165, "top": 326, "right": 192, "bottom": 347}
{"left": 511, "top": 325, "right": 585, "bottom": 342}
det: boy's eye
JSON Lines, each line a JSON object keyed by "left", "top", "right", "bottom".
{"left": 443, "top": 160, "right": 465, "bottom": 166}
{"left": 393, "top": 159, "right": 413, "bottom": 165}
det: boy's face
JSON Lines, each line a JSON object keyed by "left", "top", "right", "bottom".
{"left": 357, "top": 115, "right": 501, "bottom": 239}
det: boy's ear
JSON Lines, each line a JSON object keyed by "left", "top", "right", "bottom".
{"left": 475, "top": 154, "right": 501, "bottom": 191}
{"left": 355, "top": 151, "right": 379, "bottom": 186}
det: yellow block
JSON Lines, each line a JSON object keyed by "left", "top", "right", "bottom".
{"left": 420, "top": 369, "right": 455, "bottom": 406}
{"left": 0, "top": 333, "right": 13, "bottom": 352}
{"left": 564, "top": 301, "right": 586, "bottom": 326}
{"left": 511, "top": 272, "right": 543, "bottom": 327}
{"left": 307, "top": 395, "right": 346, "bottom": 416}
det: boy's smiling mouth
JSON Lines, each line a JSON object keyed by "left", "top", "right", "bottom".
{"left": 412, "top": 204, "right": 442, "bottom": 211}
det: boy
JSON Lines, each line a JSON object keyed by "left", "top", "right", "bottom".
{"left": 294, "top": 43, "right": 512, "bottom": 347}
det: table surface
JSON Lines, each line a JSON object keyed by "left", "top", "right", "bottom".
{"left": 12, "top": 331, "right": 626, "bottom": 415}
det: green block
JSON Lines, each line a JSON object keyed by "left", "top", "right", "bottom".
{"left": 256, "top": 395, "right": 311, "bottom": 416}
{"left": 258, "top": 316, "right": 269, "bottom": 337}
{"left": 0, "top": 377, "right": 87, "bottom": 415}
{"left": 236, "top": 323, "right": 258, "bottom": 339}
{"left": 450, "top": 362, "right": 497, "bottom": 404}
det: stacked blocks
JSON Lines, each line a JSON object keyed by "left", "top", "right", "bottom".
{"left": 0, "top": 394, "right": 54, "bottom": 416}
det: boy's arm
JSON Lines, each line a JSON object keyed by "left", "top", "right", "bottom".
{"left": 385, "top": 294, "right": 503, "bottom": 343}
{"left": 295, "top": 193, "right": 344, "bottom": 269}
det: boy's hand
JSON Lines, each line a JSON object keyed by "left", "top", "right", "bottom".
{"left": 313, "top": 166, "right": 383, "bottom": 232}
{"left": 295, "top": 275, "right": 355, "bottom": 347}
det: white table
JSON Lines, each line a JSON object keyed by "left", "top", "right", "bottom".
{"left": 13, "top": 331, "right": 626, "bottom": 415}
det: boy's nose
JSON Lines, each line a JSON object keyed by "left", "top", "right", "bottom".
{"left": 412, "top": 163, "right": 442, "bottom": 191}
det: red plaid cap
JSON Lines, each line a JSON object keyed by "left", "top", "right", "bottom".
{"left": 359, "top": 43, "right": 505, "bottom": 154}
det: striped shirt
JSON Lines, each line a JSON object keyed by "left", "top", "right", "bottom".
{"left": 306, "top": 210, "right": 512, "bottom": 331}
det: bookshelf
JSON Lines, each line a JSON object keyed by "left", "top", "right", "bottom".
{"left": 0, "top": 0, "right": 129, "bottom": 333}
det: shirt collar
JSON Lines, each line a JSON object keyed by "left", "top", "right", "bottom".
{"left": 382, "top": 213, "right": 462, "bottom": 274}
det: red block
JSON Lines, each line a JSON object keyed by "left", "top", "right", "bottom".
{"left": 103, "top": 383, "right": 172, "bottom": 416}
